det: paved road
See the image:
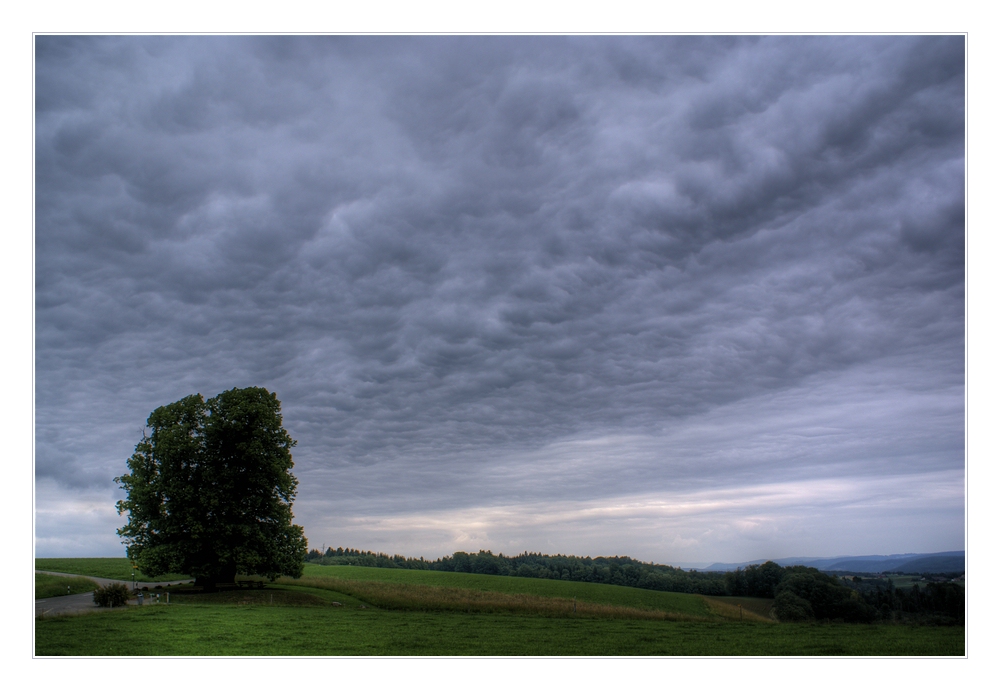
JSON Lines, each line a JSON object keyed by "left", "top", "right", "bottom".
{"left": 35, "top": 570, "right": 194, "bottom": 617}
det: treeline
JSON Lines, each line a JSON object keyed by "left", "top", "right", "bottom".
{"left": 307, "top": 547, "right": 433, "bottom": 570}
{"left": 434, "top": 551, "right": 728, "bottom": 595}
{"left": 725, "top": 561, "right": 964, "bottom": 624}
{"left": 306, "top": 547, "right": 727, "bottom": 595}
{"left": 841, "top": 575, "right": 964, "bottom": 625}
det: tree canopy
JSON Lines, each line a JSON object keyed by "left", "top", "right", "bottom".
{"left": 116, "top": 387, "right": 307, "bottom": 589}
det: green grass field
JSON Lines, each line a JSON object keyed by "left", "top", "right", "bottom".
{"left": 35, "top": 573, "right": 100, "bottom": 599}
{"left": 35, "top": 558, "right": 189, "bottom": 582}
{"left": 291, "top": 564, "right": 730, "bottom": 619}
{"left": 34, "top": 602, "right": 965, "bottom": 656}
{"left": 33, "top": 559, "right": 965, "bottom": 656}
{"left": 703, "top": 595, "right": 775, "bottom": 619}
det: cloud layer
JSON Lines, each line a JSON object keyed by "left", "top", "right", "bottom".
{"left": 35, "top": 36, "right": 964, "bottom": 562}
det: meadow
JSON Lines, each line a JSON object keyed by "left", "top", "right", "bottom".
{"left": 34, "top": 560, "right": 965, "bottom": 656}
{"left": 35, "top": 557, "right": 189, "bottom": 582}
{"left": 35, "top": 573, "right": 99, "bottom": 599}
{"left": 288, "top": 564, "right": 739, "bottom": 619}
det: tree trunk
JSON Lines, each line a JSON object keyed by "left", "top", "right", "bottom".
{"left": 195, "top": 564, "right": 238, "bottom": 591}
{"left": 218, "top": 563, "right": 237, "bottom": 585}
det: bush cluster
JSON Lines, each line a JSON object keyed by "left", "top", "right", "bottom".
{"left": 93, "top": 582, "right": 131, "bottom": 607}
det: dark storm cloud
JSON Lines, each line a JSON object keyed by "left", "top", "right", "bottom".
{"left": 35, "top": 36, "right": 964, "bottom": 558}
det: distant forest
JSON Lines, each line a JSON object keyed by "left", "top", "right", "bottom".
{"left": 306, "top": 547, "right": 964, "bottom": 624}
{"left": 309, "top": 546, "right": 728, "bottom": 594}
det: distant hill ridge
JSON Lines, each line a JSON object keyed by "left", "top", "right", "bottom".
{"left": 701, "top": 550, "right": 964, "bottom": 573}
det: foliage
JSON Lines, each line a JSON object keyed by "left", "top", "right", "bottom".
{"left": 844, "top": 577, "right": 964, "bottom": 624}
{"left": 773, "top": 590, "right": 814, "bottom": 621}
{"left": 115, "top": 387, "right": 307, "bottom": 589}
{"left": 721, "top": 561, "right": 967, "bottom": 624}
{"left": 774, "top": 568, "right": 876, "bottom": 622}
{"left": 724, "top": 560, "right": 785, "bottom": 597}
{"left": 35, "top": 573, "right": 99, "bottom": 598}
{"left": 93, "top": 582, "right": 131, "bottom": 607}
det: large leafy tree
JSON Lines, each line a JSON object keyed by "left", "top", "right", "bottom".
{"left": 116, "top": 387, "right": 308, "bottom": 589}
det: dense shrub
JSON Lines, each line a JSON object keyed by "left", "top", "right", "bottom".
{"left": 773, "top": 590, "right": 814, "bottom": 621}
{"left": 93, "top": 582, "right": 131, "bottom": 607}
{"left": 725, "top": 561, "right": 784, "bottom": 598}
{"left": 774, "top": 569, "right": 877, "bottom": 622}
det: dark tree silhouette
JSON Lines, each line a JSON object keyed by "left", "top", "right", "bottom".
{"left": 116, "top": 387, "right": 307, "bottom": 590}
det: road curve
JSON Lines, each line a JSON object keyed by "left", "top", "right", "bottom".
{"left": 35, "top": 570, "right": 194, "bottom": 617}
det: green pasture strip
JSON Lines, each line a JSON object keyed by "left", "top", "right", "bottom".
{"left": 284, "top": 575, "right": 715, "bottom": 621}
{"left": 35, "top": 558, "right": 189, "bottom": 582}
{"left": 704, "top": 596, "right": 775, "bottom": 619}
{"left": 34, "top": 605, "right": 965, "bottom": 656}
{"left": 272, "top": 584, "right": 370, "bottom": 608}
{"left": 35, "top": 573, "right": 100, "bottom": 599}
{"left": 298, "top": 564, "right": 711, "bottom": 618}
{"left": 163, "top": 584, "right": 366, "bottom": 608}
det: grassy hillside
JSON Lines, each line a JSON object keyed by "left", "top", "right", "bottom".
{"left": 704, "top": 595, "right": 775, "bottom": 619}
{"left": 35, "top": 573, "right": 100, "bottom": 599}
{"left": 35, "top": 558, "right": 189, "bottom": 582}
{"left": 293, "top": 564, "right": 728, "bottom": 619}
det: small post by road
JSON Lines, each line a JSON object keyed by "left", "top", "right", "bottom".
{"left": 740, "top": 604, "right": 743, "bottom": 621}
{"left": 166, "top": 592, "right": 169, "bottom": 605}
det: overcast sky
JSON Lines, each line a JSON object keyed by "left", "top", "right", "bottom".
{"left": 34, "top": 35, "right": 965, "bottom": 565}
